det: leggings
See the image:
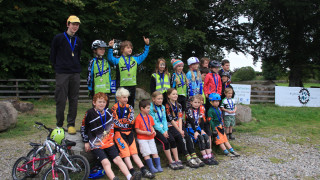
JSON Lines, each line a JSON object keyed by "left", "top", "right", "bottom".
{"left": 168, "top": 126, "right": 190, "bottom": 156}
{"left": 154, "top": 130, "right": 176, "bottom": 150}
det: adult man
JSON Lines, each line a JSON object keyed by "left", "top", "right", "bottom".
{"left": 50, "top": 15, "right": 82, "bottom": 134}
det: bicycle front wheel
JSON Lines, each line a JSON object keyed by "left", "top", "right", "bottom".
{"left": 12, "top": 157, "right": 29, "bottom": 180}
{"left": 66, "top": 155, "right": 90, "bottom": 180}
{"left": 42, "top": 165, "right": 69, "bottom": 180}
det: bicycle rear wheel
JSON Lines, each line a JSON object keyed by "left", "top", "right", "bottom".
{"left": 42, "top": 165, "right": 69, "bottom": 180}
{"left": 12, "top": 157, "right": 29, "bottom": 180}
{"left": 65, "top": 155, "right": 90, "bottom": 180}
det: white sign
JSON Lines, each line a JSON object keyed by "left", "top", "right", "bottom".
{"left": 275, "top": 86, "right": 320, "bottom": 107}
{"left": 231, "top": 84, "right": 251, "bottom": 105}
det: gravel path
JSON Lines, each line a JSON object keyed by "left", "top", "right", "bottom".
{"left": 2, "top": 133, "right": 319, "bottom": 180}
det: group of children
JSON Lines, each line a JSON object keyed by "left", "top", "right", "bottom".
{"left": 82, "top": 38, "right": 240, "bottom": 180}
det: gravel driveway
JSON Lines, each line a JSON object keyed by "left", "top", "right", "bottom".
{"left": 2, "top": 133, "right": 319, "bottom": 180}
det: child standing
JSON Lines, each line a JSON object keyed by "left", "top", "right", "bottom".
{"left": 111, "top": 88, "right": 154, "bottom": 179}
{"left": 149, "top": 91, "right": 180, "bottom": 170}
{"left": 170, "top": 59, "right": 188, "bottom": 113}
{"left": 150, "top": 58, "right": 171, "bottom": 105}
{"left": 87, "top": 40, "right": 111, "bottom": 107}
{"left": 200, "top": 68, "right": 210, "bottom": 105}
{"left": 221, "top": 72, "right": 235, "bottom": 100}
{"left": 200, "top": 57, "right": 210, "bottom": 71}
{"left": 185, "top": 95, "right": 219, "bottom": 166}
{"left": 135, "top": 99, "right": 163, "bottom": 174}
{"left": 207, "top": 93, "right": 240, "bottom": 157}
{"left": 108, "top": 37, "right": 150, "bottom": 108}
{"left": 166, "top": 88, "right": 199, "bottom": 169}
{"left": 80, "top": 92, "right": 141, "bottom": 180}
{"left": 204, "top": 60, "right": 222, "bottom": 114}
{"left": 186, "top": 57, "right": 203, "bottom": 108}
{"left": 220, "top": 88, "right": 237, "bottom": 140}
{"left": 218, "top": 59, "right": 232, "bottom": 85}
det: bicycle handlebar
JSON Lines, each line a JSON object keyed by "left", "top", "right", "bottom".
{"left": 34, "top": 121, "right": 53, "bottom": 133}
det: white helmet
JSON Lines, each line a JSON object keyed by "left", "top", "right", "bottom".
{"left": 187, "top": 57, "right": 199, "bottom": 66}
{"left": 91, "top": 40, "right": 107, "bottom": 50}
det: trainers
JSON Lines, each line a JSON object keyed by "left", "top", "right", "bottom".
{"left": 141, "top": 168, "right": 155, "bottom": 179}
{"left": 194, "top": 157, "right": 205, "bottom": 167}
{"left": 209, "top": 157, "right": 219, "bottom": 165}
{"left": 225, "top": 153, "right": 235, "bottom": 157}
{"left": 229, "top": 134, "right": 235, "bottom": 140}
{"left": 130, "top": 171, "right": 142, "bottom": 180}
{"left": 168, "top": 162, "right": 179, "bottom": 170}
{"left": 187, "top": 158, "right": 199, "bottom": 168}
{"left": 231, "top": 151, "right": 240, "bottom": 157}
{"left": 203, "top": 158, "right": 211, "bottom": 165}
{"left": 176, "top": 160, "right": 184, "bottom": 169}
{"left": 67, "top": 126, "right": 76, "bottom": 135}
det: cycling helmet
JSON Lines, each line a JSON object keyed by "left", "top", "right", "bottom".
{"left": 187, "top": 57, "right": 199, "bottom": 66}
{"left": 208, "top": 60, "right": 221, "bottom": 68}
{"left": 89, "top": 166, "right": 106, "bottom": 179}
{"left": 209, "top": 93, "right": 221, "bottom": 101}
{"left": 50, "top": 127, "right": 65, "bottom": 145}
{"left": 221, "top": 71, "right": 230, "bottom": 78}
{"left": 91, "top": 40, "right": 108, "bottom": 50}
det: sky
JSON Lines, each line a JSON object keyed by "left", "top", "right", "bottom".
{"left": 225, "top": 51, "right": 262, "bottom": 72}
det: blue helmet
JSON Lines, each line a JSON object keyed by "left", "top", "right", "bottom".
{"left": 209, "top": 93, "right": 221, "bottom": 101}
{"left": 89, "top": 166, "right": 105, "bottom": 179}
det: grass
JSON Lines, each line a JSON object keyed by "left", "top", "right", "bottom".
{"left": 236, "top": 104, "right": 320, "bottom": 146}
{"left": 276, "top": 82, "right": 320, "bottom": 88}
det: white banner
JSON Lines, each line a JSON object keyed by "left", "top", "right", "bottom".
{"left": 231, "top": 84, "right": 251, "bottom": 105}
{"left": 275, "top": 86, "right": 320, "bottom": 107}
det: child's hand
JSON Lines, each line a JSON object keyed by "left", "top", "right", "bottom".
{"left": 146, "top": 131, "right": 153, "bottom": 136}
{"left": 179, "top": 130, "right": 185, "bottom": 137}
{"left": 152, "top": 130, "right": 156, "bottom": 136}
{"left": 201, "top": 130, "right": 206, "bottom": 135}
{"left": 84, "top": 143, "right": 91, "bottom": 152}
{"left": 163, "top": 131, "right": 169, "bottom": 138}
{"left": 194, "top": 131, "right": 199, "bottom": 140}
{"left": 143, "top": 36, "right": 149, "bottom": 45}
{"left": 109, "top": 39, "right": 114, "bottom": 47}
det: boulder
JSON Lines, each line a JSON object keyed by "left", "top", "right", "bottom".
{"left": 135, "top": 88, "right": 150, "bottom": 100}
{"left": 0, "top": 101, "right": 18, "bottom": 132}
{"left": 11, "top": 100, "right": 34, "bottom": 113}
{"left": 235, "top": 104, "right": 252, "bottom": 124}
{"left": 65, "top": 132, "right": 96, "bottom": 163}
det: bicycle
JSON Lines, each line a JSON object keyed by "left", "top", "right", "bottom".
{"left": 12, "top": 141, "right": 69, "bottom": 180}
{"left": 26, "top": 122, "right": 90, "bottom": 180}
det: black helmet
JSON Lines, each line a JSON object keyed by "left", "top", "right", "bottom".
{"left": 91, "top": 40, "right": 107, "bottom": 50}
{"left": 221, "top": 71, "right": 230, "bottom": 78}
{"left": 209, "top": 60, "right": 221, "bottom": 68}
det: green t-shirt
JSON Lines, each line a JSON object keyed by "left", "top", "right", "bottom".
{"left": 208, "top": 106, "right": 223, "bottom": 129}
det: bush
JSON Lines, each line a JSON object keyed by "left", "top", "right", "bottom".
{"left": 231, "top": 66, "right": 256, "bottom": 81}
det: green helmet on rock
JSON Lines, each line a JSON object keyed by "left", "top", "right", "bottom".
{"left": 50, "top": 127, "right": 65, "bottom": 145}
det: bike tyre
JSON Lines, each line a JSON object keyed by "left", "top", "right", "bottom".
{"left": 42, "top": 165, "right": 69, "bottom": 180}
{"left": 12, "top": 157, "right": 29, "bottom": 180}
{"left": 66, "top": 155, "right": 90, "bottom": 180}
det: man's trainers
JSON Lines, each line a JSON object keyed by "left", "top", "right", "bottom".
{"left": 168, "top": 162, "right": 179, "bottom": 170}
{"left": 141, "top": 168, "right": 155, "bottom": 179}
{"left": 186, "top": 158, "right": 199, "bottom": 168}
{"left": 209, "top": 157, "right": 219, "bottom": 165}
{"left": 229, "top": 134, "right": 235, "bottom": 140}
{"left": 231, "top": 151, "right": 240, "bottom": 157}
{"left": 67, "top": 126, "right": 76, "bottom": 135}
{"left": 130, "top": 171, "right": 142, "bottom": 180}
{"left": 175, "top": 160, "right": 184, "bottom": 169}
{"left": 194, "top": 157, "right": 205, "bottom": 167}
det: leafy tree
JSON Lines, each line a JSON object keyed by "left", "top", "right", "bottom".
{"left": 243, "top": 0, "right": 320, "bottom": 87}
{"left": 232, "top": 66, "right": 256, "bottom": 82}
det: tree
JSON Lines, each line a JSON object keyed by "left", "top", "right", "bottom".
{"left": 243, "top": 0, "right": 320, "bottom": 87}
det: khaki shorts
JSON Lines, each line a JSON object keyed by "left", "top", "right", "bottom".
{"left": 224, "top": 115, "right": 235, "bottom": 127}
{"left": 137, "top": 139, "right": 158, "bottom": 157}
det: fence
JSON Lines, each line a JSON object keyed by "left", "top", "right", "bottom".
{"left": 0, "top": 79, "right": 275, "bottom": 103}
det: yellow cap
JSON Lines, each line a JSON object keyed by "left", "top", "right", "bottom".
{"left": 67, "top": 15, "right": 81, "bottom": 24}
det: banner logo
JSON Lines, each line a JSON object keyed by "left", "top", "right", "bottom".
{"left": 298, "top": 88, "right": 310, "bottom": 104}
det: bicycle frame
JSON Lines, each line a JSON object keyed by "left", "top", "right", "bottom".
{"left": 17, "top": 154, "right": 57, "bottom": 176}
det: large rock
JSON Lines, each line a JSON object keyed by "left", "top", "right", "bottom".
{"left": 11, "top": 100, "right": 34, "bottom": 113}
{"left": 65, "top": 132, "right": 96, "bottom": 163}
{"left": 0, "top": 101, "right": 18, "bottom": 132}
{"left": 235, "top": 104, "right": 252, "bottom": 124}
{"left": 135, "top": 88, "right": 150, "bottom": 100}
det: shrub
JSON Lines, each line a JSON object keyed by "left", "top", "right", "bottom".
{"left": 231, "top": 66, "right": 256, "bottom": 81}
